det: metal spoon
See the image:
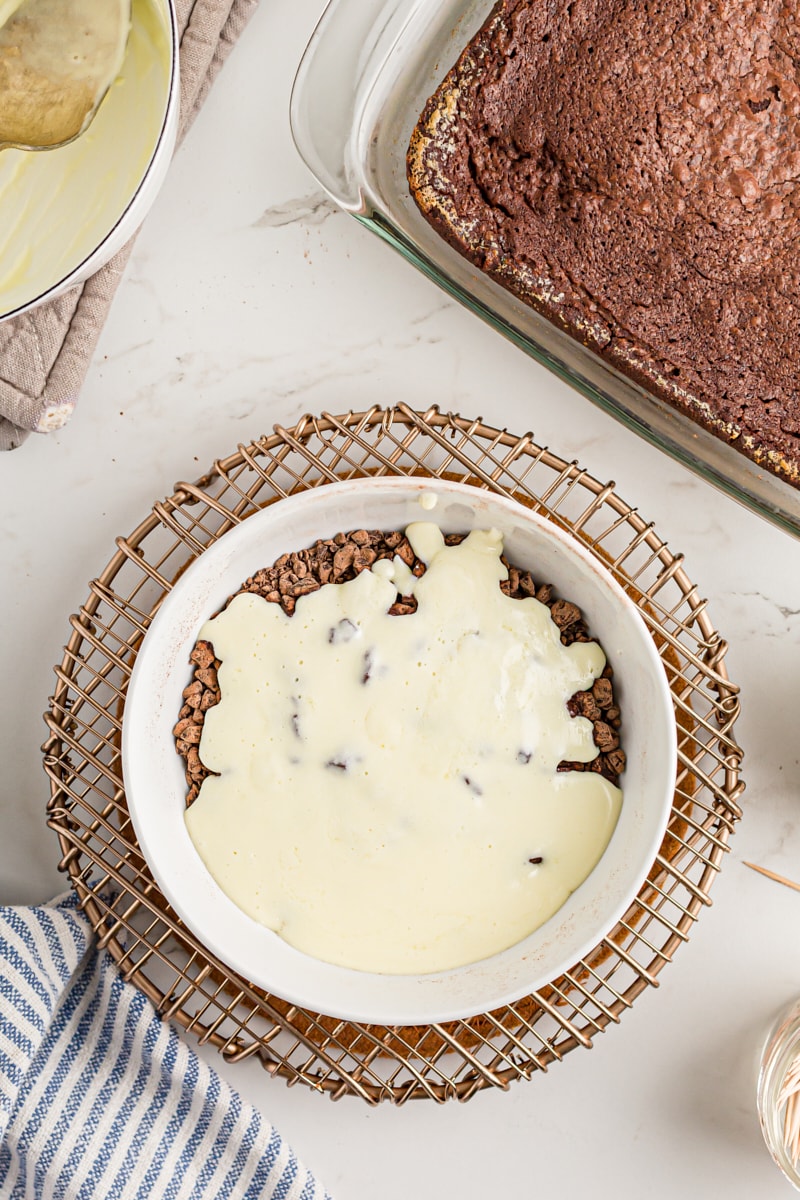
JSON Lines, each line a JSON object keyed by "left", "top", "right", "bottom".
{"left": 0, "top": 0, "right": 131, "bottom": 152}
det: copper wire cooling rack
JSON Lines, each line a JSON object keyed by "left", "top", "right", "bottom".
{"left": 43, "top": 405, "right": 744, "bottom": 1104}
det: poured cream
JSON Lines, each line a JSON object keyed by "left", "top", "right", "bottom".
{"left": 186, "top": 524, "right": 623, "bottom": 975}
{"left": 0, "top": 0, "right": 169, "bottom": 315}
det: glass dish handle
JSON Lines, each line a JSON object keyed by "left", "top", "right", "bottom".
{"left": 290, "top": 0, "right": 424, "bottom": 213}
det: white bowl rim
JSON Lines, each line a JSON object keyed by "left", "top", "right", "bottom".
{"left": 122, "top": 476, "right": 677, "bottom": 1024}
{"left": 0, "top": 0, "right": 180, "bottom": 324}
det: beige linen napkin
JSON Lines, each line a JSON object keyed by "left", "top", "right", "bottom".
{"left": 0, "top": 0, "right": 259, "bottom": 451}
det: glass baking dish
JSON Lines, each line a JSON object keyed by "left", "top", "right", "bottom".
{"left": 290, "top": 0, "right": 800, "bottom": 538}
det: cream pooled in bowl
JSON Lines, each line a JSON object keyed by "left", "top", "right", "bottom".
{"left": 186, "top": 520, "right": 622, "bottom": 976}
{"left": 0, "top": 0, "right": 178, "bottom": 322}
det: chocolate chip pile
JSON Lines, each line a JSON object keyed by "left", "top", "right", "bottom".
{"left": 173, "top": 528, "right": 625, "bottom": 805}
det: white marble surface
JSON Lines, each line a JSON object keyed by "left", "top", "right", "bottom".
{"left": 3, "top": 1, "right": 800, "bottom": 1195}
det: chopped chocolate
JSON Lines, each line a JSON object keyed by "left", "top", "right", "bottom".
{"left": 329, "top": 618, "right": 360, "bottom": 644}
{"left": 593, "top": 721, "right": 620, "bottom": 753}
{"left": 567, "top": 690, "right": 601, "bottom": 722}
{"left": 549, "top": 600, "right": 582, "bottom": 630}
{"left": 607, "top": 748, "right": 627, "bottom": 777}
{"left": 388, "top": 598, "right": 417, "bottom": 616}
{"left": 362, "top": 650, "right": 375, "bottom": 684}
{"left": 190, "top": 642, "right": 215, "bottom": 671}
{"left": 333, "top": 543, "right": 356, "bottom": 576}
{"left": 172, "top": 720, "right": 201, "bottom": 745}
{"left": 592, "top": 677, "right": 615, "bottom": 710}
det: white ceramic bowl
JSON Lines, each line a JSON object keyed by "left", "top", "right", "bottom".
{"left": 0, "top": 0, "right": 179, "bottom": 324}
{"left": 122, "top": 477, "right": 677, "bottom": 1024}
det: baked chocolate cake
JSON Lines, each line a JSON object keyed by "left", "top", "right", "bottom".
{"left": 407, "top": 0, "right": 800, "bottom": 487}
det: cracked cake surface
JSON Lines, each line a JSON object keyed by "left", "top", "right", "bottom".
{"left": 407, "top": 0, "right": 800, "bottom": 487}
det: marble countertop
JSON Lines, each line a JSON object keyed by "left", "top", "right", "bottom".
{"left": 3, "top": 2, "right": 800, "bottom": 1196}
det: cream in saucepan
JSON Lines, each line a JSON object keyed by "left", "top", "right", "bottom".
{"left": 185, "top": 523, "right": 622, "bottom": 974}
{"left": 0, "top": 0, "right": 169, "bottom": 315}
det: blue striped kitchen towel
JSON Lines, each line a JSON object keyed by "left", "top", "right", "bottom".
{"left": 0, "top": 893, "right": 332, "bottom": 1200}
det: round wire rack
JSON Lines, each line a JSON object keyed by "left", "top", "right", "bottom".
{"left": 43, "top": 405, "right": 744, "bottom": 1104}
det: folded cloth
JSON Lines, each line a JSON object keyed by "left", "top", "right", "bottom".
{"left": 0, "top": 893, "right": 332, "bottom": 1200}
{"left": 0, "top": 0, "right": 259, "bottom": 453}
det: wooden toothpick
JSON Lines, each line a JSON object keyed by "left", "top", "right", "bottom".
{"left": 743, "top": 861, "right": 800, "bottom": 894}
